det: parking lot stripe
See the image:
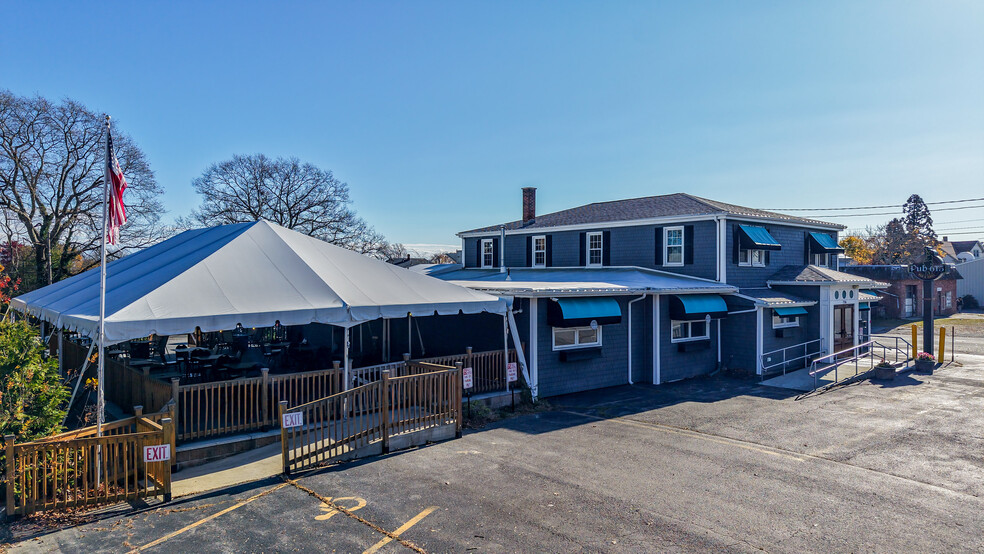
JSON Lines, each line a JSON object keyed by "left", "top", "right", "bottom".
{"left": 128, "top": 482, "right": 289, "bottom": 553}
{"left": 562, "top": 410, "right": 808, "bottom": 462}
{"left": 362, "top": 506, "right": 438, "bottom": 554}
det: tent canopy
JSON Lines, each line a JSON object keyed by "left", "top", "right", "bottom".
{"left": 10, "top": 220, "right": 506, "bottom": 345}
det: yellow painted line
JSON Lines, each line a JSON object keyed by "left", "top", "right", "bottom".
{"left": 362, "top": 506, "right": 438, "bottom": 554}
{"left": 563, "top": 410, "right": 807, "bottom": 462}
{"left": 129, "top": 482, "right": 289, "bottom": 553}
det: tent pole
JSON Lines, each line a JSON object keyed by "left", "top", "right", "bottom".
{"left": 503, "top": 314, "right": 508, "bottom": 378}
{"left": 407, "top": 314, "right": 412, "bottom": 359}
{"left": 343, "top": 327, "right": 350, "bottom": 391}
{"left": 58, "top": 328, "right": 64, "bottom": 379}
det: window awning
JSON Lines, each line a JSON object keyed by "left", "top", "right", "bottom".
{"left": 809, "top": 232, "right": 845, "bottom": 254}
{"left": 859, "top": 302, "right": 870, "bottom": 310}
{"left": 547, "top": 297, "right": 622, "bottom": 328}
{"left": 773, "top": 306, "right": 808, "bottom": 316}
{"left": 669, "top": 294, "right": 728, "bottom": 320}
{"left": 738, "top": 225, "right": 782, "bottom": 251}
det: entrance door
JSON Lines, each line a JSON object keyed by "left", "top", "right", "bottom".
{"left": 904, "top": 285, "right": 917, "bottom": 317}
{"left": 833, "top": 305, "right": 854, "bottom": 354}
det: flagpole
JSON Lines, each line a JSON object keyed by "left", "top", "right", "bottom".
{"left": 97, "top": 115, "right": 110, "bottom": 440}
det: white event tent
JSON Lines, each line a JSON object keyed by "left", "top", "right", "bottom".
{"left": 9, "top": 220, "right": 507, "bottom": 345}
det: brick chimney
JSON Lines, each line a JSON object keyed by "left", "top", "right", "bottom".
{"left": 942, "top": 236, "right": 948, "bottom": 242}
{"left": 522, "top": 187, "right": 536, "bottom": 224}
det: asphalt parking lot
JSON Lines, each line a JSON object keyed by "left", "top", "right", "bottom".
{"left": 6, "top": 358, "right": 984, "bottom": 552}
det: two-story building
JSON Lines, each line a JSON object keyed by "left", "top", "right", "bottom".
{"left": 421, "top": 188, "right": 886, "bottom": 399}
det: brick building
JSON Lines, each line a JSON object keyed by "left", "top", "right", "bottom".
{"left": 840, "top": 265, "right": 962, "bottom": 319}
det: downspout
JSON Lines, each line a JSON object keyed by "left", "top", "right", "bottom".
{"left": 627, "top": 294, "right": 646, "bottom": 385}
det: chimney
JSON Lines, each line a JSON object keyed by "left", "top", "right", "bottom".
{"left": 943, "top": 236, "right": 948, "bottom": 242}
{"left": 522, "top": 187, "right": 537, "bottom": 224}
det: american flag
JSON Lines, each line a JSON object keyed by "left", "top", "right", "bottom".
{"left": 105, "top": 130, "right": 128, "bottom": 245}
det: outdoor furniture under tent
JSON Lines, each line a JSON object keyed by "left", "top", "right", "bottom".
{"left": 9, "top": 220, "right": 522, "bottom": 441}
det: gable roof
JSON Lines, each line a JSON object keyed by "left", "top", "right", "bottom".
{"left": 766, "top": 265, "right": 888, "bottom": 287}
{"left": 941, "top": 240, "right": 982, "bottom": 258}
{"left": 460, "top": 193, "right": 844, "bottom": 235}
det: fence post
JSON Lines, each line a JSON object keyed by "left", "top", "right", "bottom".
{"left": 160, "top": 418, "right": 174, "bottom": 501}
{"left": 170, "top": 378, "right": 180, "bottom": 439}
{"left": 403, "top": 353, "right": 410, "bottom": 375}
{"left": 5, "top": 434, "right": 14, "bottom": 519}
{"left": 278, "top": 401, "right": 290, "bottom": 476}
{"left": 380, "top": 370, "right": 391, "bottom": 453}
{"left": 261, "top": 368, "right": 270, "bottom": 429}
{"left": 134, "top": 405, "right": 144, "bottom": 432}
{"left": 454, "top": 362, "right": 463, "bottom": 438}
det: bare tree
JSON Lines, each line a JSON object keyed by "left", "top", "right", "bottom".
{"left": 187, "top": 154, "right": 390, "bottom": 256}
{"left": 0, "top": 90, "right": 166, "bottom": 290}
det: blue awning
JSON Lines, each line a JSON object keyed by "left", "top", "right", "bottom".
{"left": 738, "top": 225, "right": 782, "bottom": 251}
{"left": 773, "top": 306, "right": 808, "bottom": 316}
{"left": 809, "top": 232, "right": 845, "bottom": 254}
{"left": 669, "top": 294, "right": 728, "bottom": 320}
{"left": 859, "top": 302, "right": 870, "bottom": 310}
{"left": 548, "top": 297, "right": 622, "bottom": 328}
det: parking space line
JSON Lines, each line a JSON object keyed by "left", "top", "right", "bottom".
{"left": 362, "top": 506, "right": 438, "bottom": 554}
{"left": 128, "top": 482, "right": 289, "bottom": 553}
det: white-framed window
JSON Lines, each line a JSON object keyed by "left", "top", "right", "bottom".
{"left": 532, "top": 235, "right": 546, "bottom": 267}
{"left": 481, "top": 238, "right": 494, "bottom": 268}
{"left": 664, "top": 226, "right": 684, "bottom": 266}
{"left": 739, "top": 249, "right": 766, "bottom": 267}
{"left": 586, "top": 231, "right": 603, "bottom": 266}
{"left": 772, "top": 314, "right": 800, "bottom": 329}
{"left": 552, "top": 326, "right": 602, "bottom": 350}
{"left": 671, "top": 320, "right": 709, "bottom": 342}
{"left": 812, "top": 253, "right": 829, "bottom": 266}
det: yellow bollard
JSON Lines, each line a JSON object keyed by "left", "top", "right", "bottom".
{"left": 938, "top": 326, "right": 946, "bottom": 363}
{"left": 911, "top": 324, "right": 918, "bottom": 356}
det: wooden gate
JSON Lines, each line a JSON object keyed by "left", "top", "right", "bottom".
{"left": 280, "top": 364, "right": 462, "bottom": 474}
{"left": 4, "top": 416, "right": 173, "bottom": 518}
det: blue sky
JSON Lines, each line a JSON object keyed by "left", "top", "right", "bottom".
{"left": 2, "top": 1, "right": 982, "bottom": 249}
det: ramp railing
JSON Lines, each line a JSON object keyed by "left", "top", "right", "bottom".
{"left": 761, "top": 339, "right": 824, "bottom": 376}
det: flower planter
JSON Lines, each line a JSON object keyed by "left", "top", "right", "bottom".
{"left": 914, "top": 358, "right": 935, "bottom": 374}
{"left": 873, "top": 364, "right": 896, "bottom": 380}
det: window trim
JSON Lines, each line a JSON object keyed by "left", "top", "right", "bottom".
{"left": 772, "top": 314, "right": 800, "bottom": 329}
{"left": 585, "top": 231, "right": 603, "bottom": 267}
{"left": 663, "top": 226, "right": 685, "bottom": 267}
{"left": 738, "top": 248, "right": 765, "bottom": 267}
{"left": 532, "top": 235, "right": 547, "bottom": 268}
{"left": 670, "top": 320, "right": 711, "bottom": 343}
{"left": 551, "top": 325, "right": 603, "bottom": 351}
{"left": 480, "top": 238, "right": 494, "bottom": 268}
{"left": 812, "top": 253, "right": 829, "bottom": 266}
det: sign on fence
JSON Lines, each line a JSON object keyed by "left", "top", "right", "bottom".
{"left": 463, "top": 366, "right": 473, "bottom": 389}
{"left": 506, "top": 362, "right": 518, "bottom": 383}
{"left": 144, "top": 444, "right": 171, "bottom": 463}
{"left": 283, "top": 411, "right": 304, "bottom": 429}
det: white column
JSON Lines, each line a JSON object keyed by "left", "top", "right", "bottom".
{"left": 653, "top": 294, "right": 661, "bottom": 384}
{"left": 717, "top": 217, "right": 728, "bottom": 283}
{"left": 343, "top": 326, "right": 350, "bottom": 391}
{"left": 755, "top": 307, "right": 764, "bottom": 375}
{"left": 503, "top": 313, "right": 509, "bottom": 377}
{"left": 529, "top": 298, "right": 538, "bottom": 398}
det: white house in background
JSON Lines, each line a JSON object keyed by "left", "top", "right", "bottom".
{"left": 941, "top": 237, "right": 984, "bottom": 264}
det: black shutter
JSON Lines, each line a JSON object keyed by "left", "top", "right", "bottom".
{"left": 602, "top": 231, "right": 612, "bottom": 266}
{"left": 545, "top": 235, "right": 553, "bottom": 267}
{"left": 492, "top": 238, "right": 500, "bottom": 267}
{"left": 765, "top": 250, "right": 771, "bottom": 265}
{"left": 684, "top": 225, "right": 695, "bottom": 265}
{"left": 804, "top": 232, "right": 811, "bottom": 265}
{"left": 654, "top": 227, "right": 663, "bottom": 265}
{"left": 732, "top": 224, "right": 740, "bottom": 264}
{"left": 476, "top": 240, "right": 483, "bottom": 268}
{"left": 526, "top": 236, "right": 533, "bottom": 267}
{"left": 579, "top": 233, "right": 586, "bottom": 266}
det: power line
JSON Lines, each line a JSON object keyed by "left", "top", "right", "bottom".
{"left": 935, "top": 225, "right": 984, "bottom": 232}
{"left": 819, "top": 204, "right": 984, "bottom": 218}
{"left": 766, "top": 196, "right": 984, "bottom": 211}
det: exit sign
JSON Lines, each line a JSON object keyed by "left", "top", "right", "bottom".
{"left": 144, "top": 444, "right": 171, "bottom": 463}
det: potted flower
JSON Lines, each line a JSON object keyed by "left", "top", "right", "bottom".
{"left": 914, "top": 351, "right": 936, "bottom": 373}
{"left": 873, "top": 359, "right": 895, "bottom": 380}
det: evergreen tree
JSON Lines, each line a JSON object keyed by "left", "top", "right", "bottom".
{"left": 0, "top": 320, "right": 68, "bottom": 441}
{"left": 901, "top": 194, "right": 938, "bottom": 254}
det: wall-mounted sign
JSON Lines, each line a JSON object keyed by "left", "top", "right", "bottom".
{"left": 144, "top": 444, "right": 170, "bottom": 463}
{"left": 282, "top": 411, "right": 304, "bottom": 429}
{"left": 463, "top": 366, "right": 474, "bottom": 389}
{"left": 506, "top": 362, "right": 518, "bottom": 383}
{"left": 908, "top": 263, "right": 947, "bottom": 281}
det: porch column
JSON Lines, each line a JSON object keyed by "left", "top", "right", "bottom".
{"left": 755, "top": 307, "right": 764, "bottom": 375}
{"left": 652, "top": 294, "right": 661, "bottom": 385}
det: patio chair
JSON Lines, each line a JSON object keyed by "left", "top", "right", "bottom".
{"left": 262, "top": 343, "right": 283, "bottom": 370}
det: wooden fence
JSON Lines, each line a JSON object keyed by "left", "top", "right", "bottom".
{"left": 280, "top": 363, "right": 461, "bottom": 474}
{"left": 3, "top": 415, "right": 173, "bottom": 518}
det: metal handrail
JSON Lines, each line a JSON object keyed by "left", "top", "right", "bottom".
{"left": 762, "top": 338, "right": 824, "bottom": 375}
{"left": 869, "top": 334, "right": 913, "bottom": 368}
{"left": 809, "top": 340, "right": 878, "bottom": 390}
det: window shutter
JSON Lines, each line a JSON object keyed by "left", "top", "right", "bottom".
{"left": 684, "top": 225, "right": 695, "bottom": 265}
{"left": 579, "top": 233, "right": 586, "bottom": 266}
{"left": 492, "top": 238, "right": 500, "bottom": 267}
{"left": 765, "top": 250, "right": 771, "bottom": 265}
{"left": 526, "top": 236, "right": 533, "bottom": 267}
{"left": 732, "top": 224, "right": 740, "bottom": 264}
{"left": 602, "top": 231, "right": 612, "bottom": 266}
{"left": 476, "top": 240, "right": 482, "bottom": 267}
{"left": 804, "top": 232, "right": 811, "bottom": 265}
{"left": 546, "top": 235, "right": 553, "bottom": 267}
{"left": 654, "top": 227, "right": 663, "bottom": 265}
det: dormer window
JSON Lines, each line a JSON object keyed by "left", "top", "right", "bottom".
{"left": 586, "top": 232, "right": 603, "bottom": 267}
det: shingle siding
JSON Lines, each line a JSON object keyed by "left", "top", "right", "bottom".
{"left": 658, "top": 295, "right": 720, "bottom": 382}
{"left": 726, "top": 222, "right": 838, "bottom": 288}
